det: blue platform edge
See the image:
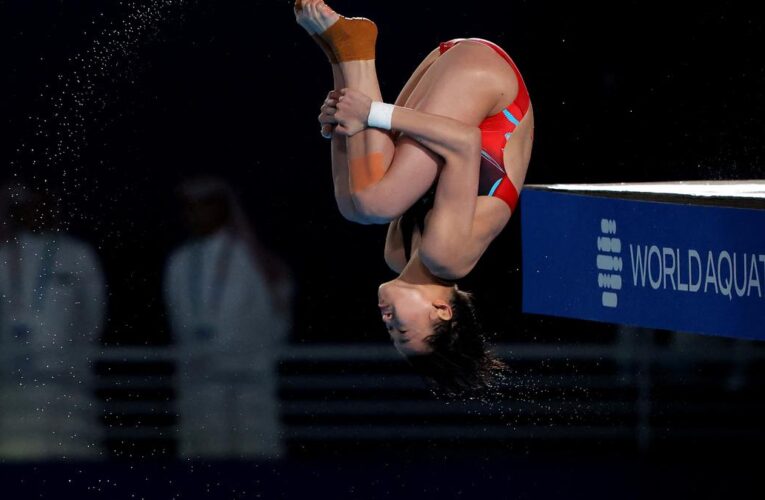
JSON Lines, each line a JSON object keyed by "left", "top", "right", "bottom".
{"left": 520, "top": 188, "right": 765, "bottom": 340}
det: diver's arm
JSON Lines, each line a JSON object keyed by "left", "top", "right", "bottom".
{"left": 331, "top": 88, "right": 480, "bottom": 162}
{"left": 330, "top": 88, "right": 487, "bottom": 278}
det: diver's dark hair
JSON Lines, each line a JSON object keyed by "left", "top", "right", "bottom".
{"left": 405, "top": 288, "right": 507, "bottom": 398}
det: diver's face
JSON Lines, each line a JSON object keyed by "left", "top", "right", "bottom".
{"left": 378, "top": 281, "right": 443, "bottom": 356}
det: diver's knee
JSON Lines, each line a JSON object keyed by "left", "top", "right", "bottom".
{"left": 351, "top": 189, "right": 399, "bottom": 224}
{"left": 334, "top": 197, "right": 369, "bottom": 225}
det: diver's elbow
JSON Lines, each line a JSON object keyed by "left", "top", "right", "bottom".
{"left": 419, "top": 247, "right": 471, "bottom": 281}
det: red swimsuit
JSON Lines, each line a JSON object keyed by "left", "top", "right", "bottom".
{"left": 439, "top": 38, "right": 531, "bottom": 212}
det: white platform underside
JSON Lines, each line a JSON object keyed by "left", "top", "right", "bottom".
{"left": 534, "top": 181, "right": 765, "bottom": 199}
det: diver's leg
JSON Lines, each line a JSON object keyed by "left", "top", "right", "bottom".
{"left": 296, "top": 1, "right": 366, "bottom": 221}
{"left": 296, "top": 2, "right": 398, "bottom": 205}
{"left": 298, "top": 4, "right": 515, "bottom": 223}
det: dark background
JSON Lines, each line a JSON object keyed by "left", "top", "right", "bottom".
{"left": 1, "top": 1, "right": 764, "bottom": 497}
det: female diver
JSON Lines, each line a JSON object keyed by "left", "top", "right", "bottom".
{"left": 294, "top": 1, "right": 534, "bottom": 395}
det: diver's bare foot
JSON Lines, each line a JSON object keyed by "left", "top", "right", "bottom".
{"left": 295, "top": 1, "right": 378, "bottom": 63}
{"left": 294, "top": 0, "right": 340, "bottom": 35}
{"left": 294, "top": 0, "right": 341, "bottom": 63}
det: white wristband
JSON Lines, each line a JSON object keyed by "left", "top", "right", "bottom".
{"left": 367, "top": 101, "right": 395, "bottom": 130}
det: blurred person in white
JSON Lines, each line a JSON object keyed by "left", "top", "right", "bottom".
{"left": 164, "top": 176, "right": 293, "bottom": 459}
{"left": 0, "top": 182, "right": 106, "bottom": 459}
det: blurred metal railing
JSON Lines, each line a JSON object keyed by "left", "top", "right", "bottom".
{"left": 2, "top": 337, "right": 763, "bottom": 459}
{"left": 109, "top": 338, "right": 765, "bottom": 455}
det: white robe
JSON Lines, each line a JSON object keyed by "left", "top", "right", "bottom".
{"left": 0, "top": 230, "right": 106, "bottom": 459}
{"left": 164, "top": 229, "right": 291, "bottom": 458}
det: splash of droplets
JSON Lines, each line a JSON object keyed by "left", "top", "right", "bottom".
{"left": 9, "top": 0, "right": 188, "bottom": 231}
{"left": 434, "top": 352, "right": 595, "bottom": 435}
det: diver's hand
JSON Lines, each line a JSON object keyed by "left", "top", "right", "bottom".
{"left": 318, "top": 90, "right": 341, "bottom": 139}
{"left": 333, "top": 88, "right": 372, "bottom": 136}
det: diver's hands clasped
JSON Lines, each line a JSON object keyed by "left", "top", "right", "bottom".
{"left": 318, "top": 88, "right": 372, "bottom": 138}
